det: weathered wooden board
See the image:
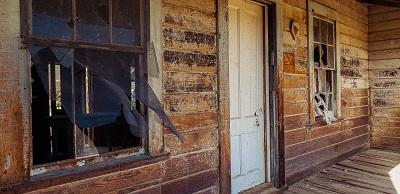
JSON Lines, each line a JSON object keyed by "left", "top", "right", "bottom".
{"left": 369, "top": 10, "right": 400, "bottom": 24}
{"left": 284, "top": 114, "right": 309, "bottom": 131}
{"left": 370, "top": 4, "right": 400, "bottom": 151}
{"left": 369, "top": 28, "right": 400, "bottom": 41}
{"left": 164, "top": 149, "right": 218, "bottom": 181}
{"left": 163, "top": 2, "right": 216, "bottom": 33}
{"left": 372, "top": 107, "right": 400, "bottom": 117}
{"left": 340, "top": 33, "right": 368, "bottom": 50}
{"left": 284, "top": 128, "right": 308, "bottom": 146}
{"left": 287, "top": 125, "right": 368, "bottom": 160}
{"left": 284, "top": 101, "right": 309, "bottom": 116}
{"left": 310, "top": 122, "right": 342, "bottom": 139}
{"left": 283, "top": 74, "right": 308, "bottom": 89}
{"left": 313, "top": 0, "right": 368, "bottom": 25}
{"left": 163, "top": 28, "right": 216, "bottom": 54}
{"left": 164, "top": 129, "right": 218, "bottom": 155}
{"left": 163, "top": 50, "right": 217, "bottom": 73}
{"left": 342, "top": 97, "right": 369, "bottom": 108}
{"left": 338, "top": 23, "right": 368, "bottom": 42}
{"left": 283, "top": 0, "right": 307, "bottom": 10}
{"left": 286, "top": 148, "right": 400, "bottom": 194}
{"left": 164, "top": 93, "right": 217, "bottom": 113}
{"left": 163, "top": 72, "right": 217, "bottom": 93}
{"left": 341, "top": 106, "right": 369, "bottom": 119}
{"left": 370, "top": 58, "right": 400, "bottom": 69}
{"left": 369, "top": 5, "right": 400, "bottom": 15}
{"left": 369, "top": 18, "right": 400, "bottom": 32}
{"left": 162, "top": 0, "right": 215, "bottom": 14}
{"left": 34, "top": 163, "right": 164, "bottom": 193}
{"left": 283, "top": 89, "right": 309, "bottom": 102}
{"left": 285, "top": 134, "right": 368, "bottom": 178}
{"left": 161, "top": 169, "right": 219, "bottom": 194}
{"left": 168, "top": 112, "right": 218, "bottom": 133}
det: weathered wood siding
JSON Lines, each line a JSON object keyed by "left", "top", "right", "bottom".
{"left": 161, "top": 0, "right": 219, "bottom": 193}
{"left": 0, "top": 0, "right": 30, "bottom": 186}
{"left": 0, "top": 0, "right": 219, "bottom": 193}
{"left": 369, "top": 5, "right": 400, "bottom": 147}
{"left": 282, "top": 0, "right": 370, "bottom": 184}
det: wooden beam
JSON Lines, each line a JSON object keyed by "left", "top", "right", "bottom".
{"left": 359, "top": 0, "right": 400, "bottom": 7}
{"left": 217, "top": 0, "right": 231, "bottom": 193}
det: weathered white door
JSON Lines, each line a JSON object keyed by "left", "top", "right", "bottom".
{"left": 228, "top": 0, "right": 266, "bottom": 193}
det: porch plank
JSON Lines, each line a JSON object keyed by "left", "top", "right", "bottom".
{"left": 284, "top": 148, "right": 400, "bottom": 194}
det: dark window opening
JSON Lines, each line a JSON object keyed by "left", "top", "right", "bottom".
{"left": 29, "top": 0, "right": 146, "bottom": 165}
{"left": 32, "top": 63, "right": 74, "bottom": 165}
{"left": 313, "top": 17, "right": 336, "bottom": 121}
{"left": 27, "top": 0, "right": 181, "bottom": 167}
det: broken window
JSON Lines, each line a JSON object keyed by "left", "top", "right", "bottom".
{"left": 26, "top": 0, "right": 181, "bottom": 166}
{"left": 313, "top": 17, "right": 337, "bottom": 124}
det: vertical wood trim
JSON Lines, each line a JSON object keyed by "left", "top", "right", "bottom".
{"left": 264, "top": 5, "right": 271, "bottom": 183}
{"left": 335, "top": 21, "right": 342, "bottom": 119}
{"left": 217, "top": 0, "right": 231, "bottom": 193}
{"left": 148, "top": 0, "right": 164, "bottom": 155}
{"left": 274, "top": 0, "right": 286, "bottom": 187}
{"left": 307, "top": 0, "right": 316, "bottom": 124}
{"left": 20, "top": 0, "right": 33, "bottom": 178}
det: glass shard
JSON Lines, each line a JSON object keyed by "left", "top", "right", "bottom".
{"left": 32, "top": 0, "right": 72, "bottom": 39}
{"left": 112, "top": 0, "right": 141, "bottom": 45}
{"left": 76, "top": 0, "right": 110, "bottom": 43}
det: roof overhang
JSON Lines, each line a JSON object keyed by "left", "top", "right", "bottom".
{"left": 358, "top": 0, "right": 400, "bottom": 7}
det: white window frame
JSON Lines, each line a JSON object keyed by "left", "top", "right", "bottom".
{"left": 307, "top": 1, "right": 341, "bottom": 124}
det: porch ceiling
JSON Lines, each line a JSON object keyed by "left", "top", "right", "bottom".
{"left": 359, "top": 0, "right": 400, "bottom": 7}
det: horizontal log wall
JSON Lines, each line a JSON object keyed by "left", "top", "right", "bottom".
{"left": 282, "top": 0, "right": 370, "bottom": 185}
{"left": 369, "top": 5, "right": 400, "bottom": 147}
{"left": 161, "top": 0, "right": 219, "bottom": 193}
{"left": 1, "top": 0, "right": 219, "bottom": 193}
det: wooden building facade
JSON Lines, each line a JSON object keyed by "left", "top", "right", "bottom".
{"left": 0, "top": 0, "right": 398, "bottom": 193}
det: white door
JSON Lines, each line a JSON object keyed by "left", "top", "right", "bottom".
{"left": 229, "top": 0, "right": 266, "bottom": 193}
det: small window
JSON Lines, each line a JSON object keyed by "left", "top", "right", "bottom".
{"left": 28, "top": 0, "right": 147, "bottom": 165}
{"left": 312, "top": 17, "right": 337, "bottom": 123}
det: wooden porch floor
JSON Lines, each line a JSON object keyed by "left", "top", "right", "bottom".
{"left": 284, "top": 146, "right": 400, "bottom": 194}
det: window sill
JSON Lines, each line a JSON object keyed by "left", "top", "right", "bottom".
{"left": 307, "top": 117, "right": 343, "bottom": 129}
{"left": 1, "top": 152, "right": 169, "bottom": 193}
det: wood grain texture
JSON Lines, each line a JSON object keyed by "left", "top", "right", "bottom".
{"left": 1, "top": 0, "right": 221, "bottom": 193}
{"left": 217, "top": 0, "right": 231, "bottom": 193}
{"left": 285, "top": 147, "right": 400, "bottom": 193}
{"left": 369, "top": 4, "right": 400, "bottom": 147}
{"left": 281, "top": 0, "right": 369, "bottom": 185}
{"left": 0, "top": 0, "right": 30, "bottom": 187}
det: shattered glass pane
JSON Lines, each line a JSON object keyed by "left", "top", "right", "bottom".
{"left": 327, "top": 46, "right": 335, "bottom": 68}
{"left": 32, "top": 0, "right": 72, "bottom": 39}
{"left": 321, "top": 20, "right": 328, "bottom": 44}
{"left": 77, "top": 0, "right": 110, "bottom": 43}
{"left": 326, "top": 70, "right": 333, "bottom": 93}
{"left": 314, "top": 69, "right": 319, "bottom": 93}
{"left": 112, "top": 0, "right": 141, "bottom": 45}
{"left": 327, "top": 94, "right": 333, "bottom": 111}
{"left": 328, "top": 22, "right": 334, "bottom": 45}
{"left": 30, "top": 46, "right": 182, "bottom": 162}
{"left": 31, "top": 47, "right": 74, "bottom": 165}
{"left": 314, "top": 43, "right": 320, "bottom": 67}
{"left": 313, "top": 18, "right": 320, "bottom": 42}
{"left": 317, "top": 69, "right": 326, "bottom": 93}
{"left": 148, "top": 41, "right": 160, "bottom": 78}
{"left": 73, "top": 48, "right": 141, "bottom": 157}
{"left": 321, "top": 44, "right": 328, "bottom": 67}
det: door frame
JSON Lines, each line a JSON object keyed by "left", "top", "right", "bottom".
{"left": 217, "top": 0, "right": 285, "bottom": 193}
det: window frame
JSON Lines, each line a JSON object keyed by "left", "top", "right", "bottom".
{"left": 21, "top": 0, "right": 159, "bottom": 176}
{"left": 307, "top": 1, "right": 341, "bottom": 125}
